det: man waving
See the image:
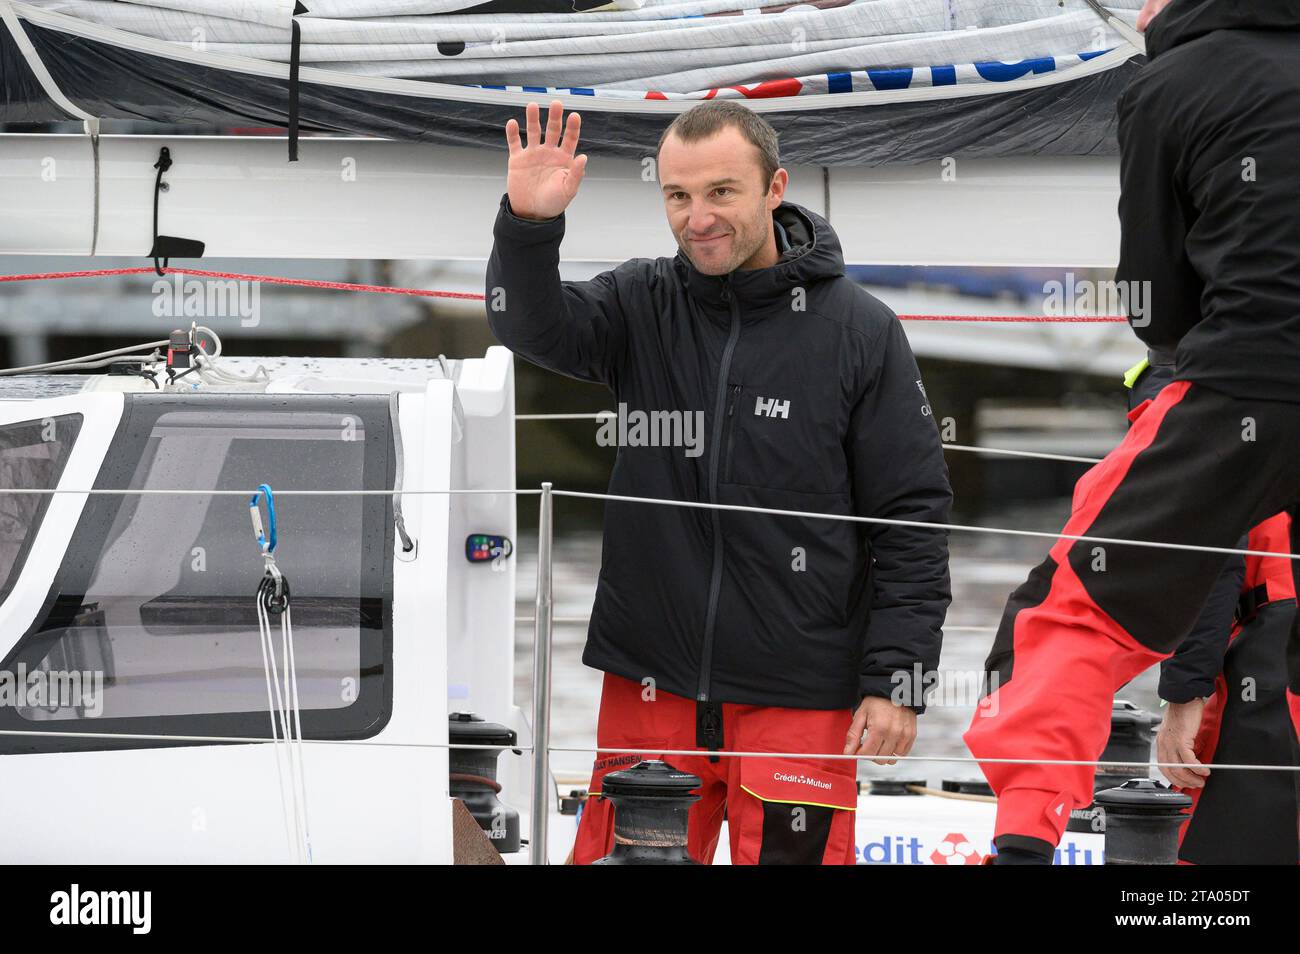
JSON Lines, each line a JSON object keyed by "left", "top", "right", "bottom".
{"left": 486, "top": 99, "right": 952, "bottom": 865}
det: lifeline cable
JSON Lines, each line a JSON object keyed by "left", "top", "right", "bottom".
{"left": 3, "top": 485, "right": 1295, "bottom": 561}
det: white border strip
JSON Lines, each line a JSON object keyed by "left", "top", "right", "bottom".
{"left": 10, "top": 1, "right": 1137, "bottom": 116}
{"left": 0, "top": 0, "right": 98, "bottom": 124}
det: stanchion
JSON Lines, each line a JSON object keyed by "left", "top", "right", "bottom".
{"left": 529, "top": 482, "right": 555, "bottom": 865}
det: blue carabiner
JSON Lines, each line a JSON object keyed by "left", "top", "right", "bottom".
{"left": 249, "top": 483, "right": 277, "bottom": 554}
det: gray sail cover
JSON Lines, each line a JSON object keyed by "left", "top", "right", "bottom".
{"left": 0, "top": 0, "right": 1144, "bottom": 164}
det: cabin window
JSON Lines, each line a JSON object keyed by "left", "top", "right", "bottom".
{"left": 0, "top": 414, "right": 82, "bottom": 606}
{"left": 1, "top": 395, "right": 392, "bottom": 748}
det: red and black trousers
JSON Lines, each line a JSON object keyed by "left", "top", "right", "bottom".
{"left": 572, "top": 673, "right": 859, "bottom": 865}
{"left": 963, "top": 380, "right": 1300, "bottom": 858}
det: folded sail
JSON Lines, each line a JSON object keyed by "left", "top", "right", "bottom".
{"left": 1, "top": 0, "right": 1144, "bottom": 164}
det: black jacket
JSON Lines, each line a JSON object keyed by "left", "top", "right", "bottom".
{"left": 486, "top": 193, "right": 952, "bottom": 711}
{"left": 1114, "top": 0, "right": 1300, "bottom": 404}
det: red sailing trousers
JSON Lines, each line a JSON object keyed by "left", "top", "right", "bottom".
{"left": 964, "top": 380, "right": 1300, "bottom": 856}
{"left": 572, "top": 673, "right": 859, "bottom": 865}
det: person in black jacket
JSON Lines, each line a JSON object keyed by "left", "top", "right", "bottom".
{"left": 965, "top": 0, "right": 1300, "bottom": 864}
{"left": 485, "top": 98, "right": 952, "bottom": 864}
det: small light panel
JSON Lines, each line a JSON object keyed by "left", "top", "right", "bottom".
{"left": 465, "top": 534, "right": 513, "bottom": 564}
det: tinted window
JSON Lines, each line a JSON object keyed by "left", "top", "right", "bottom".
{"left": 3, "top": 395, "right": 392, "bottom": 747}
{"left": 0, "top": 414, "right": 82, "bottom": 605}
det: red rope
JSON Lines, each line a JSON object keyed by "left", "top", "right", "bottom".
{"left": 0, "top": 266, "right": 483, "bottom": 301}
{"left": 0, "top": 266, "right": 1129, "bottom": 321}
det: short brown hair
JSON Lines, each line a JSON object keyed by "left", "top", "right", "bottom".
{"left": 656, "top": 101, "right": 780, "bottom": 190}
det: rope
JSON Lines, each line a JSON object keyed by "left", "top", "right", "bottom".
{"left": 0, "top": 266, "right": 1128, "bottom": 322}
{"left": 0, "top": 488, "right": 538, "bottom": 496}
{"left": 0, "top": 266, "right": 485, "bottom": 301}
{"left": 388, "top": 391, "right": 416, "bottom": 555}
{"left": 251, "top": 483, "right": 311, "bottom": 863}
{"left": 257, "top": 576, "right": 296, "bottom": 861}
{"left": 545, "top": 746, "right": 1300, "bottom": 774}
{"left": 281, "top": 600, "right": 312, "bottom": 862}
{"left": 516, "top": 417, "right": 1107, "bottom": 466}
{"left": 904, "top": 784, "right": 998, "bottom": 804}
{"left": 548, "top": 489, "right": 1300, "bottom": 562}
{"left": 941, "top": 442, "right": 1102, "bottom": 465}
{"left": 1, "top": 484, "right": 1292, "bottom": 560}
{"left": 514, "top": 615, "right": 998, "bottom": 634}
{"left": 449, "top": 773, "right": 504, "bottom": 794}
{"left": 0, "top": 723, "right": 1286, "bottom": 773}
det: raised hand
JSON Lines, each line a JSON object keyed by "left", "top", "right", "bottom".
{"left": 505, "top": 99, "right": 588, "bottom": 222}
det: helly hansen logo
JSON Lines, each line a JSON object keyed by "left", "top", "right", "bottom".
{"left": 754, "top": 396, "right": 790, "bottom": 419}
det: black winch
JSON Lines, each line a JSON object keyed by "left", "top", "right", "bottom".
{"left": 1094, "top": 778, "right": 1193, "bottom": 864}
{"left": 1067, "top": 699, "right": 1162, "bottom": 834}
{"left": 941, "top": 777, "right": 995, "bottom": 797}
{"left": 447, "top": 712, "right": 520, "bottom": 854}
{"left": 591, "top": 760, "right": 701, "bottom": 865}
{"left": 868, "top": 778, "right": 928, "bottom": 796}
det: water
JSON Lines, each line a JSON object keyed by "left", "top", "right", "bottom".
{"left": 514, "top": 504, "right": 1164, "bottom": 787}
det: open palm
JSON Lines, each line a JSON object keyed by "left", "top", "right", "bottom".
{"left": 505, "top": 99, "right": 588, "bottom": 221}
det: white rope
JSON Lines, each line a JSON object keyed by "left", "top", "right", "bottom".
{"left": 256, "top": 583, "right": 296, "bottom": 861}
{"left": 516, "top": 415, "right": 1107, "bottom": 466}
{"left": 941, "top": 442, "right": 1102, "bottom": 465}
{"left": 193, "top": 352, "right": 271, "bottom": 388}
{"left": 280, "top": 601, "right": 313, "bottom": 863}
{"left": 513, "top": 615, "right": 998, "bottom": 634}
{"left": 258, "top": 590, "right": 312, "bottom": 863}
{"left": 4, "top": 484, "right": 1291, "bottom": 558}
{"left": 546, "top": 746, "right": 1300, "bottom": 774}
{"left": 0, "top": 725, "right": 529, "bottom": 750}
{"left": 516, "top": 412, "right": 618, "bottom": 421}
{"left": 0, "top": 721, "right": 1287, "bottom": 773}
{"left": 1080, "top": 0, "right": 1147, "bottom": 54}
{"left": 550, "top": 489, "right": 1300, "bottom": 562}
{"left": 2, "top": 488, "right": 539, "bottom": 496}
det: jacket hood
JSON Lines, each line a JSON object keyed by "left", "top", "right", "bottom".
{"left": 674, "top": 200, "right": 846, "bottom": 313}
{"left": 1146, "top": 0, "right": 1300, "bottom": 60}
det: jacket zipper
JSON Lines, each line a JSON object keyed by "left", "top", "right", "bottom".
{"left": 698, "top": 278, "right": 742, "bottom": 704}
{"left": 721, "top": 384, "right": 741, "bottom": 484}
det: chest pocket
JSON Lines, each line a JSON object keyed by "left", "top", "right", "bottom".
{"left": 720, "top": 381, "right": 849, "bottom": 496}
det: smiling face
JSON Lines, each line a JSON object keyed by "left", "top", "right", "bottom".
{"left": 658, "top": 125, "right": 788, "bottom": 276}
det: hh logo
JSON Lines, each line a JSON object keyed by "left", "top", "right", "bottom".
{"left": 754, "top": 396, "right": 790, "bottom": 419}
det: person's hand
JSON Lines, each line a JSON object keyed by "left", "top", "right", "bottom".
{"left": 844, "top": 695, "right": 917, "bottom": 765}
{"left": 1155, "top": 698, "right": 1210, "bottom": 789}
{"left": 504, "top": 99, "right": 588, "bottom": 221}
